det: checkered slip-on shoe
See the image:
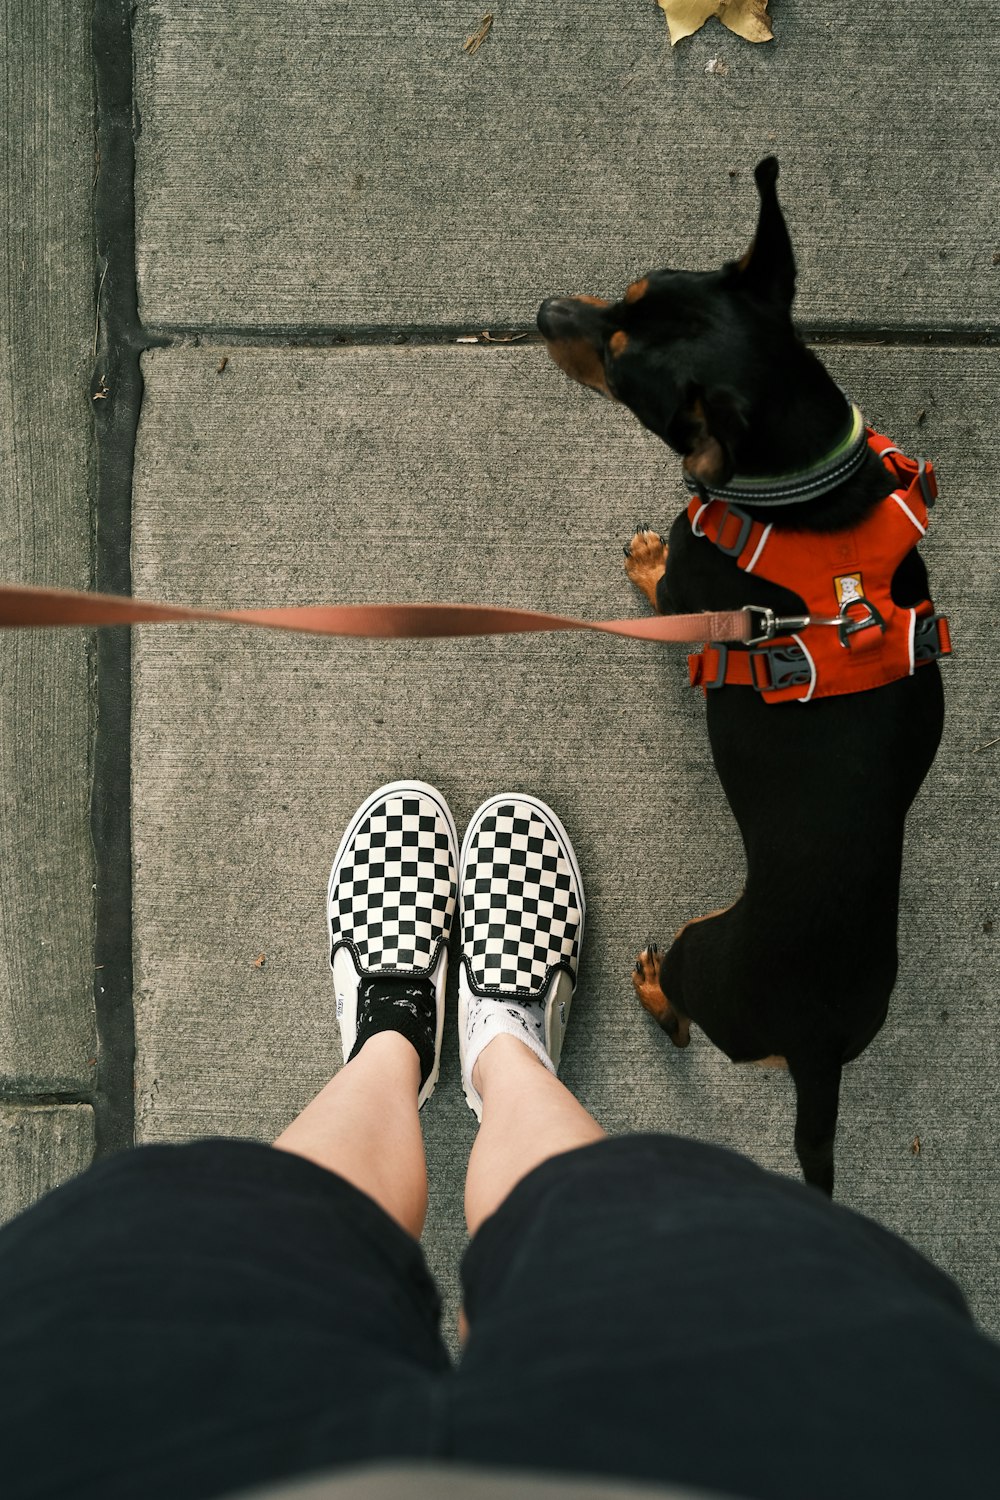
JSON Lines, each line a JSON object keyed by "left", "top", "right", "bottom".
{"left": 458, "top": 793, "right": 586, "bottom": 1118}
{"left": 328, "top": 781, "right": 458, "bottom": 1108}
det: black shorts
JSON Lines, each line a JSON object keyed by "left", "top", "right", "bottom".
{"left": 1, "top": 1134, "right": 998, "bottom": 1500}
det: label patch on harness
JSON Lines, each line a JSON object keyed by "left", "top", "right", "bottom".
{"left": 835, "top": 572, "right": 864, "bottom": 607}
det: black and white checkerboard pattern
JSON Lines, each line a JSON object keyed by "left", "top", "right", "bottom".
{"left": 462, "top": 802, "right": 582, "bottom": 998}
{"left": 329, "top": 792, "right": 457, "bottom": 974}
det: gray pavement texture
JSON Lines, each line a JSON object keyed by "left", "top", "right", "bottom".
{"left": 1, "top": 0, "right": 999, "bottom": 1371}
{"left": 0, "top": 0, "right": 96, "bottom": 1127}
{"left": 133, "top": 0, "right": 998, "bottom": 330}
{"left": 132, "top": 343, "right": 999, "bottom": 1342}
{"left": 0, "top": 1104, "right": 95, "bottom": 1225}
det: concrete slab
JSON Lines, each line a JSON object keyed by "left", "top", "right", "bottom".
{"left": 133, "top": 1, "right": 999, "bottom": 332}
{"left": 132, "top": 342, "right": 999, "bottom": 1342}
{"left": 0, "top": 1, "right": 97, "bottom": 1089}
{"left": 0, "top": 1104, "right": 95, "bottom": 1226}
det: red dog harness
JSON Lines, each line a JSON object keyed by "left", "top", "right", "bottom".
{"left": 687, "top": 430, "right": 951, "bottom": 704}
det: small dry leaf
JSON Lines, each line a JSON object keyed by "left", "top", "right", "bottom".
{"left": 253, "top": 953, "right": 266, "bottom": 968}
{"left": 217, "top": 355, "right": 229, "bottom": 374}
{"left": 705, "top": 56, "right": 730, "bottom": 75}
{"left": 463, "top": 13, "right": 493, "bottom": 55}
{"left": 912, "top": 1135, "right": 921, "bottom": 1156}
{"left": 480, "top": 329, "right": 530, "bottom": 343}
{"left": 658, "top": 0, "right": 773, "bottom": 46}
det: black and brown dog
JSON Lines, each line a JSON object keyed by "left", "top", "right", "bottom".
{"left": 537, "top": 158, "right": 947, "bottom": 1195}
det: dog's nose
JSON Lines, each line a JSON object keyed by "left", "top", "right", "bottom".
{"left": 537, "top": 297, "right": 578, "bottom": 339}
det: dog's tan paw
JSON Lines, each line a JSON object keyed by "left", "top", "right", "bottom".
{"left": 624, "top": 527, "right": 668, "bottom": 610}
{"left": 632, "top": 943, "right": 670, "bottom": 1020}
{"left": 632, "top": 944, "right": 690, "bottom": 1047}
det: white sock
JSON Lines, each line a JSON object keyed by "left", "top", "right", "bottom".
{"left": 462, "top": 991, "right": 555, "bottom": 1115}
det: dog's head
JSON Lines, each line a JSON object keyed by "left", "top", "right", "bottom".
{"left": 537, "top": 157, "right": 800, "bottom": 488}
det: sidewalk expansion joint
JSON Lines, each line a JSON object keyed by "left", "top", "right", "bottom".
{"left": 142, "top": 323, "right": 1000, "bottom": 350}
{"left": 91, "top": 0, "right": 143, "bottom": 1159}
{"left": 143, "top": 325, "right": 547, "bottom": 348}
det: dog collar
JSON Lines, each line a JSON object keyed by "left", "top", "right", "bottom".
{"left": 685, "top": 401, "right": 869, "bottom": 508}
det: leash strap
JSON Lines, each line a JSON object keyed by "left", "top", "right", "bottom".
{"left": 0, "top": 581, "right": 755, "bottom": 645}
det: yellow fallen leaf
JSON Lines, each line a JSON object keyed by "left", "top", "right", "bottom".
{"left": 657, "top": 0, "right": 773, "bottom": 46}
{"left": 463, "top": 14, "right": 493, "bottom": 55}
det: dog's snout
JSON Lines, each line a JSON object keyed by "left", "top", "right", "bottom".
{"left": 537, "top": 296, "right": 575, "bottom": 339}
{"left": 537, "top": 294, "right": 615, "bottom": 396}
{"left": 537, "top": 294, "right": 610, "bottom": 341}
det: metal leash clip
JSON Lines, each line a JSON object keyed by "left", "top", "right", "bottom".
{"left": 744, "top": 605, "right": 812, "bottom": 645}
{"left": 744, "top": 599, "right": 886, "bottom": 649}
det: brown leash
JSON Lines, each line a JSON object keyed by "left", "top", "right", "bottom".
{"left": 0, "top": 582, "right": 757, "bottom": 645}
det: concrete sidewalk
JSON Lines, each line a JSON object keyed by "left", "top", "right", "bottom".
{"left": 130, "top": 341, "right": 999, "bottom": 1340}
{"left": 1, "top": 0, "right": 998, "bottom": 1356}
{"left": 133, "top": 1, "right": 996, "bottom": 331}
{"left": 0, "top": 1, "right": 97, "bottom": 1208}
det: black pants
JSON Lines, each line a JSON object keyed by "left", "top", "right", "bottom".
{"left": 1, "top": 1134, "right": 998, "bottom": 1500}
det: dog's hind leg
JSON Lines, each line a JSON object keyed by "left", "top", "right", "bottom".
{"left": 633, "top": 908, "right": 734, "bottom": 1047}
{"left": 788, "top": 1054, "right": 843, "bottom": 1197}
{"left": 632, "top": 944, "right": 691, "bottom": 1046}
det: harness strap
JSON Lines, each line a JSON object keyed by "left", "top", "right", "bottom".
{"left": 690, "top": 613, "right": 952, "bottom": 695}
{"left": 689, "top": 642, "right": 814, "bottom": 695}
{"left": 688, "top": 499, "right": 771, "bottom": 572}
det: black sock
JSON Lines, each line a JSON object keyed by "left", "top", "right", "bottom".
{"left": 347, "top": 974, "right": 437, "bottom": 1089}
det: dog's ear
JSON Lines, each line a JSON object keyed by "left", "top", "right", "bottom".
{"left": 679, "top": 385, "right": 750, "bottom": 486}
{"left": 735, "top": 156, "right": 796, "bottom": 307}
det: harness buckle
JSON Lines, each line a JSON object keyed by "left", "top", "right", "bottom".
{"left": 749, "top": 643, "right": 812, "bottom": 693}
{"left": 714, "top": 505, "right": 753, "bottom": 558}
{"left": 917, "top": 458, "right": 937, "bottom": 507}
{"left": 703, "top": 644, "right": 729, "bottom": 689}
{"left": 913, "top": 613, "right": 951, "bottom": 663}
{"left": 837, "top": 595, "right": 886, "bottom": 648}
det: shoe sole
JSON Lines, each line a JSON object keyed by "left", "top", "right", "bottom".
{"left": 458, "top": 792, "right": 586, "bottom": 1117}
{"left": 327, "top": 779, "right": 458, "bottom": 1108}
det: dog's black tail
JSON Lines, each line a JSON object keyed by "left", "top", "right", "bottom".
{"left": 788, "top": 1054, "right": 843, "bottom": 1197}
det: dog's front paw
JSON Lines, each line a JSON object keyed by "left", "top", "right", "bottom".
{"left": 624, "top": 527, "right": 668, "bottom": 611}
{"left": 632, "top": 944, "right": 690, "bottom": 1047}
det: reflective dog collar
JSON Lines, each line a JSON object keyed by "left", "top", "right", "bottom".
{"left": 684, "top": 402, "right": 869, "bottom": 507}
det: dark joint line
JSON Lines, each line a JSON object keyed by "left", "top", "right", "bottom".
{"left": 143, "top": 323, "right": 999, "bottom": 350}
{"left": 91, "top": 0, "right": 142, "bottom": 1158}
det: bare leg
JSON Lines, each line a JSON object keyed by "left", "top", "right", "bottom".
{"left": 464, "top": 1033, "right": 606, "bottom": 1239}
{"left": 273, "top": 1032, "right": 426, "bottom": 1239}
